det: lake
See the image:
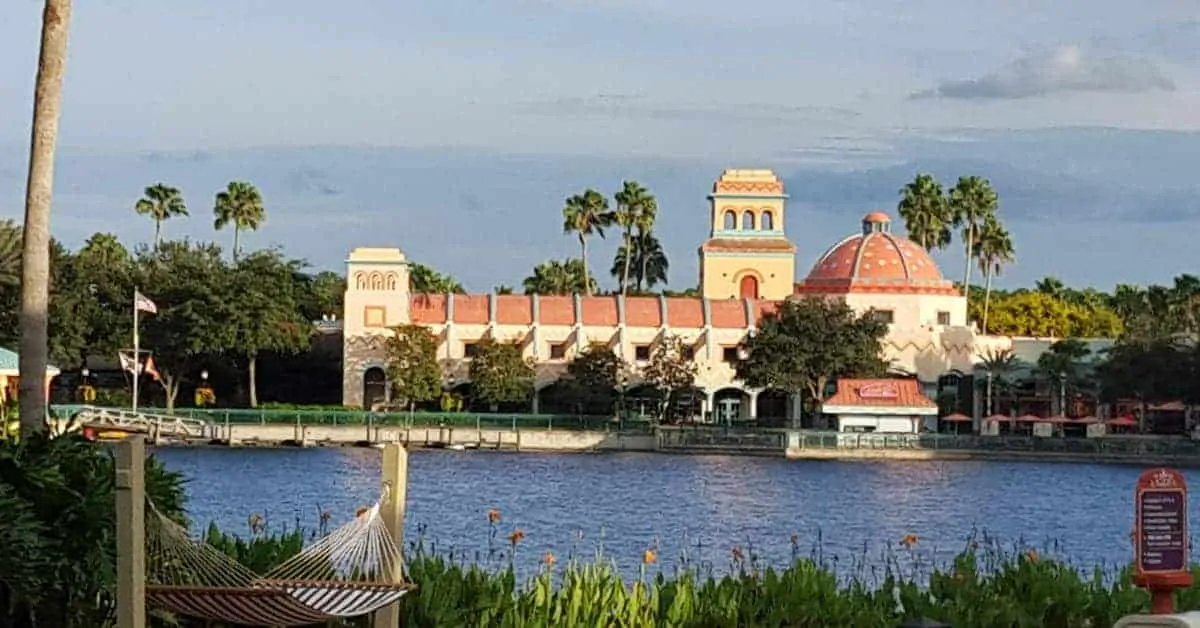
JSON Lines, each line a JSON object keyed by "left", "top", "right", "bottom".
{"left": 157, "top": 447, "right": 1160, "bottom": 578}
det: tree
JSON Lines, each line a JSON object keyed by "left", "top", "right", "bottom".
{"left": 1097, "top": 340, "right": 1184, "bottom": 431}
{"left": 897, "top": 173, "right": 951, "bottom": 251}
{"left": 561, "top": 189, "right": 612, "bottom": 297}
{"left": 611, "top": 232, "right": 669, "bottom": 293}
{"left": 522, "top": 259, "right": 595, "bottom": 295}
{"left": 213, "top": 181, "right": 265, "bottom": 261}
{"left": 948, "top": 175, "right": 998, "bottom": 305}
{"left": 735, "top": 297, "right": 888, "bottom": 419}
{"left": 468, "top": 338, "right": 535, "bottom": 409}
{"left": 19, "top": 0, "right": 73, "bottom": 437}
{"left": 409, "top": 263, "right": 465, "bottom": 293}
{"left": 974, "top": 215, "right": 1014, "bottom": 334}
{"left": 493, "top": 285, "right": 515, "bottom": 295}
{"left": 0, "top": 220, "right": 23, "bottom": 288}
{"left": 135, "top": 241, "right": 236, "bottom": 411}
{"left": 295, "top": 270, "right": 344, "bottom": 322}
{"left": 560, "top": 346, "right": 627, "bottom": 415}
{"left": 385, "top": 324, "right": 443, "bottom": 412}
{"left": 1035, "top": 338, "right": 1093, "bottom": 415}
{"left": 228, "top": 250, "right": 311, "bottom": 407}
{"left": 55, "top": 234, "right": 134, "bottom": 367}
{"left": 612, "top": 181, "right": 657, "bottom": 296}
{"left": 134, "top": 183, "right": 188, "bottom": 250}
{"left": 640, "top": 335, "right": 698, "bottom": 422}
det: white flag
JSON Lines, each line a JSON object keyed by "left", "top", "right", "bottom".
{"left": 134, "top": 291, "right": 158, "bottom": 314}
{"left": 118, "top": 352, "right": 138, "bottom": 374}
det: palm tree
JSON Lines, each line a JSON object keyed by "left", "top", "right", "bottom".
{"left": 611, "top": 232, "right": 669, "bottom": 292}
{"left": 897, "top": 173, "right": 952, "bottom": 251}
{"left": 19, "top": 0, "right": 73, "bottom": 437}
{"left": 948, "top": 175, "right": 999, "bottom": 305}
{"left": 0, "top": 220, "right": 23, "bottom": 288}
{"left": 977, "top": 346, "right": 1019, "bottom": 415}
{"left": 522, "top": 259, "right": 595, "bottom": 295}
{"left": 213, "top": 181, "right": 266, "bottom": 261}
{"left": 1036, "top": 339, "right": 1093, "bottom": 416}
{"left": 974, "top": 216, "right": 1014, "bottom": 334}
{"left": 561, "top": 189, "right": 612, "bottom": 297}
{"left": 134, "top": 183, "right": 188, "bottom": 250}
{"left": 612, "top": 181, "right": 657, "bottom": 296}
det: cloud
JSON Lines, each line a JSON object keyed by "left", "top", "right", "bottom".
{"left": 912, "top": 46, "right": 1175, "bottom": 100}
{"left": 514, "top": 93, "right": 860, "bottom": 125}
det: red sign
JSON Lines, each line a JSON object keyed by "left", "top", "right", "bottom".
{"left": 1133, "top": 468, "right": 1193, "bottom": 614}
{"left": 857, "top": 383, "right": 899, "bottom": 399}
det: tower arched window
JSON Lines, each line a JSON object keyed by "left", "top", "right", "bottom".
{"left": 761, "top": 210, "right": 774, "bottom": 230}
{"left": 741, "top": 211, "right": 755, "bottom": 230}
{"left": 723, "top": 210, "right": 736, "bottom": 230}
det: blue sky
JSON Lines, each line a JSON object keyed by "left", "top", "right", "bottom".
{"left": 2, "top": 1, "right": 1198, "bottom": 292}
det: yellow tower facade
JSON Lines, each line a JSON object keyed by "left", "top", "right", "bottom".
{"left": 698, "top": 169, "right": 796, "bottom": 301}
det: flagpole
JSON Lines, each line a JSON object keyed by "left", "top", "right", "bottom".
{"left": 132, "top": 288, "right": 140, "bottom": 414}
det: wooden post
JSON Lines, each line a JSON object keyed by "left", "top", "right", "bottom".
{"left": 115, "top": 436, "right": 146, "bottom": 628}
{"left": 373, "top": 443, "right": 408, "bottom": 628}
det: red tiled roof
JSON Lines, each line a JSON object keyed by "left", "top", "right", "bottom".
{"left": 410, "top": 294, "right": 447, "bottom": 324}
{"left": 580, "top": 296, "right": 619, "bottom": 326}
{"left": 823, "top": 378, "right": 936, "bottom": 408}
{"left": 709, "top": 300, "right": 747, "bottom": 328}
{"left": 625, "top": 297, "right": 662, "bottom": 327}
{"left": 495, "top": 295, "right": 533, "bottom": 325}
{"left": 451, "top": 295, "right": 489, "bottom": 324}
{"left": 749, "top": 300, "right": 779, "bottom": 326}
{"left": 666, "top": 298, "right": 704, "bottom": 327}
{"left": 538, "top": 296, "right": 574, "bottom": 326}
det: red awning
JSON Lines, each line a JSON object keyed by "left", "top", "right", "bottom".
{"left": 940, "top": 413, "right": 972, "bottom": 422}
{"left": 1106, "top": 415, "right": 1137, "bottom": 427}
{"left": 1014, "top": 414, "right": 1045, "bottom": 423}
{"left": 984, "top": 414, "right": 1011, "bottom": 422}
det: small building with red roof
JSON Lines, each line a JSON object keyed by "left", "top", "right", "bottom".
{"left": 821, "top": 378, "right": 939, "bottom": 434}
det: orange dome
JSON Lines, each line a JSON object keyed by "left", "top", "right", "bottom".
{"left": 796, "top": 212, "right": 959, "bottom": 296}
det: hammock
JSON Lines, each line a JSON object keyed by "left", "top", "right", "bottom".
{"left": 145, "top": 493, "right": 414, "bottom": 627}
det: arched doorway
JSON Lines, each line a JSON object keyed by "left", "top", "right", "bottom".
{"left": 713, "top": 387, "right": 750, "bottom": 424}
{"left": 739, "top": 275, "right": 759, "bottom": 299}
{"left": 363, "top": 367, "right": 388, "bottom": 408}
{"left": 755, "top": 388, "right": 790, "bottom": 426}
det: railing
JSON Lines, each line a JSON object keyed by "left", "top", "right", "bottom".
{"left": 658, "top": 425, "right": 787, "bottom": 451}
{"left": 790, "top": 431, "right": 1200, "bottom": 457}
{"left": 70, "top": 406, "right": 209, "bottom": 439}
{"left": 51, "top": 405, "right": 647, "bottom": 433}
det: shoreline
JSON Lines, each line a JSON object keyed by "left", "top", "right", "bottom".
{"left": 124, "top": 423, "right": 1200, "bottom": 468}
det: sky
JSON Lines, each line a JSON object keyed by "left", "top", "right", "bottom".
{"left": 1, "top": 0, "right": 1199, "bottom": 292}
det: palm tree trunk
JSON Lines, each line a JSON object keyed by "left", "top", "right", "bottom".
{"left": 154, "top": 219, "right": 162, "bottom": 250}
{"left": 620, "top": 229, "right": 632, "bottom": 296}
{"left": 579, "top": 235, "right": 591, "bottom": 296}
{"left": 638, "top": 231, "right": 649, "bottom": 293}
{"left": 982, "top": 264, "right": 994, "bottom": 334}
{"left": 18, "top": 0, "right": 72, "bottom": 438}
{"left": 248, "top": 353, "right": 258, "bottom": 408}
{"left": 962, "top": 222, "right": 974, "bottom": 301}
{"left": 232, "top": 227, "right": 241, "bottom": 262}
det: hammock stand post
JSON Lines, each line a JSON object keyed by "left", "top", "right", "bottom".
{"left": 373, "top": 443, "right": 408, "bottom": 628}
{"left": 115, "top": 436, "right": 147, "bottom": 628}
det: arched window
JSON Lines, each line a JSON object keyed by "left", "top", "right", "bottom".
{"left": 369, "top": 272, "right": 384, "bottom": 290}
{"left": 761, "top": 210, "right": 774, "bottom": 230}
{"left": 354, "top": 272, "right": 367, "bottom": 290}
{"left": 363, "top": 367, "right": 388, "bottom": 408}
{"left": 723, "top": 210, "right": 736, "bottom": 230}
{"left": 739, "top": 275, "right": 759, "bottom": 299}
{"left": 385, "top": 272, "right": 398, "bottom": 291}
{"left": 742, "top": 211, "right": 755, "bottom": 230}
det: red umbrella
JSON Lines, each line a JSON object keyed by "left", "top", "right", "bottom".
{"left": 1106, "top": 415, "right": 1137, "bottom": 427}
{"left": 940, "top": 413, "right": 972, "bottom": 422}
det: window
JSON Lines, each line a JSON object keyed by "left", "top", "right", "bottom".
{"left": 549, "top": 343, "right": 568, "bottom": 360}
{"left": 741, "top": 211, "right": 755, "bottom": 230}
{"left": 681, "top": 346, "right": 695, "bottom": 361}
{"left": 761, "top": 210, "right": 774, "bottom": 230}
{"left": 869, "top": 309, "right": 895, "bottom": 324}
{"left": 722, "top": 347, "right": 740, "bottom": 362}
{"left": 723, "top": 210, "right": 736, "bottom": 230}
{"left": 463, "top": 342, "right": 480, "bottom": 358}
{"left": 936, "top": 311, "right": 951, "bottom": 326}
{"left": 363, "top": 306, "right": 386, "bottom": 327}
{"left": 634, "top": 345, "right": 651, "bottom": 361}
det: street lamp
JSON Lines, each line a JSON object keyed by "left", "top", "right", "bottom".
{"left": 1057, "top": 372, "right": 1067, "bottom": 416}
{"left": 736, "top": 345, "right": 751, "bottom": 360}
{"left": 985, "top": 369, "right": 993, "bottom": 417}
{"left": 200, "top": 369, "right": 209, "bottom": 382}
{"left": 80, "top": 367, "right": 90, "bottom": 380}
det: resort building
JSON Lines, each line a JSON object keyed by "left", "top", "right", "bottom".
{"left": 341, "top": 169, "right": 1010, "bottom": 422}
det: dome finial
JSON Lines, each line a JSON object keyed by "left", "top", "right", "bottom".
{"left": 862, "top": 211, "right": 891, "bottom": 235}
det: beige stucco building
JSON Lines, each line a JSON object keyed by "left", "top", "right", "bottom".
{"left": 341, "top": 169, "right": 1013, "bottom": 422}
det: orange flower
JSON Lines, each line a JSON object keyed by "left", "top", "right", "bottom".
{"left": 789, "top": 534, "right": 799, "bottom": 546}
{"left": 508, "top": 529, "right": 525, "bottom": 545}
{"left": 731, "top": 546, "right": 745, "bottom": 561}
{"left": 543, "top": 552, "right": 557, "bottom": 567}
{"left": 899, "top": 533, "right": 918, "bottom": 547}
{"left": 355, "top": 507, "right": 369, "bottom": 518}
{"left": 320, "top": 510, "right": 332, "bottom": 522}
{"left": 487, "top": 509, "right": 502, "bottom": 524}
{"left": 643, "top": 549, "right": 657, "bottom": 565}
{"left": 1024, "top": 549, "right": 1039, "bottom": 562}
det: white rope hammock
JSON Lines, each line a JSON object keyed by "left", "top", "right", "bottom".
{"left": 145, "top": 492, "right": 413, "bottom": 626}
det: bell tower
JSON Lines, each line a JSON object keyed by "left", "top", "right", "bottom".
{"left": 698, "top": 169, "right": 796, "bottom": 300}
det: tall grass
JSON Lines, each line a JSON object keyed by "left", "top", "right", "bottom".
{"left": 183, "top": 511, "right": 1192, "bottom": 628}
